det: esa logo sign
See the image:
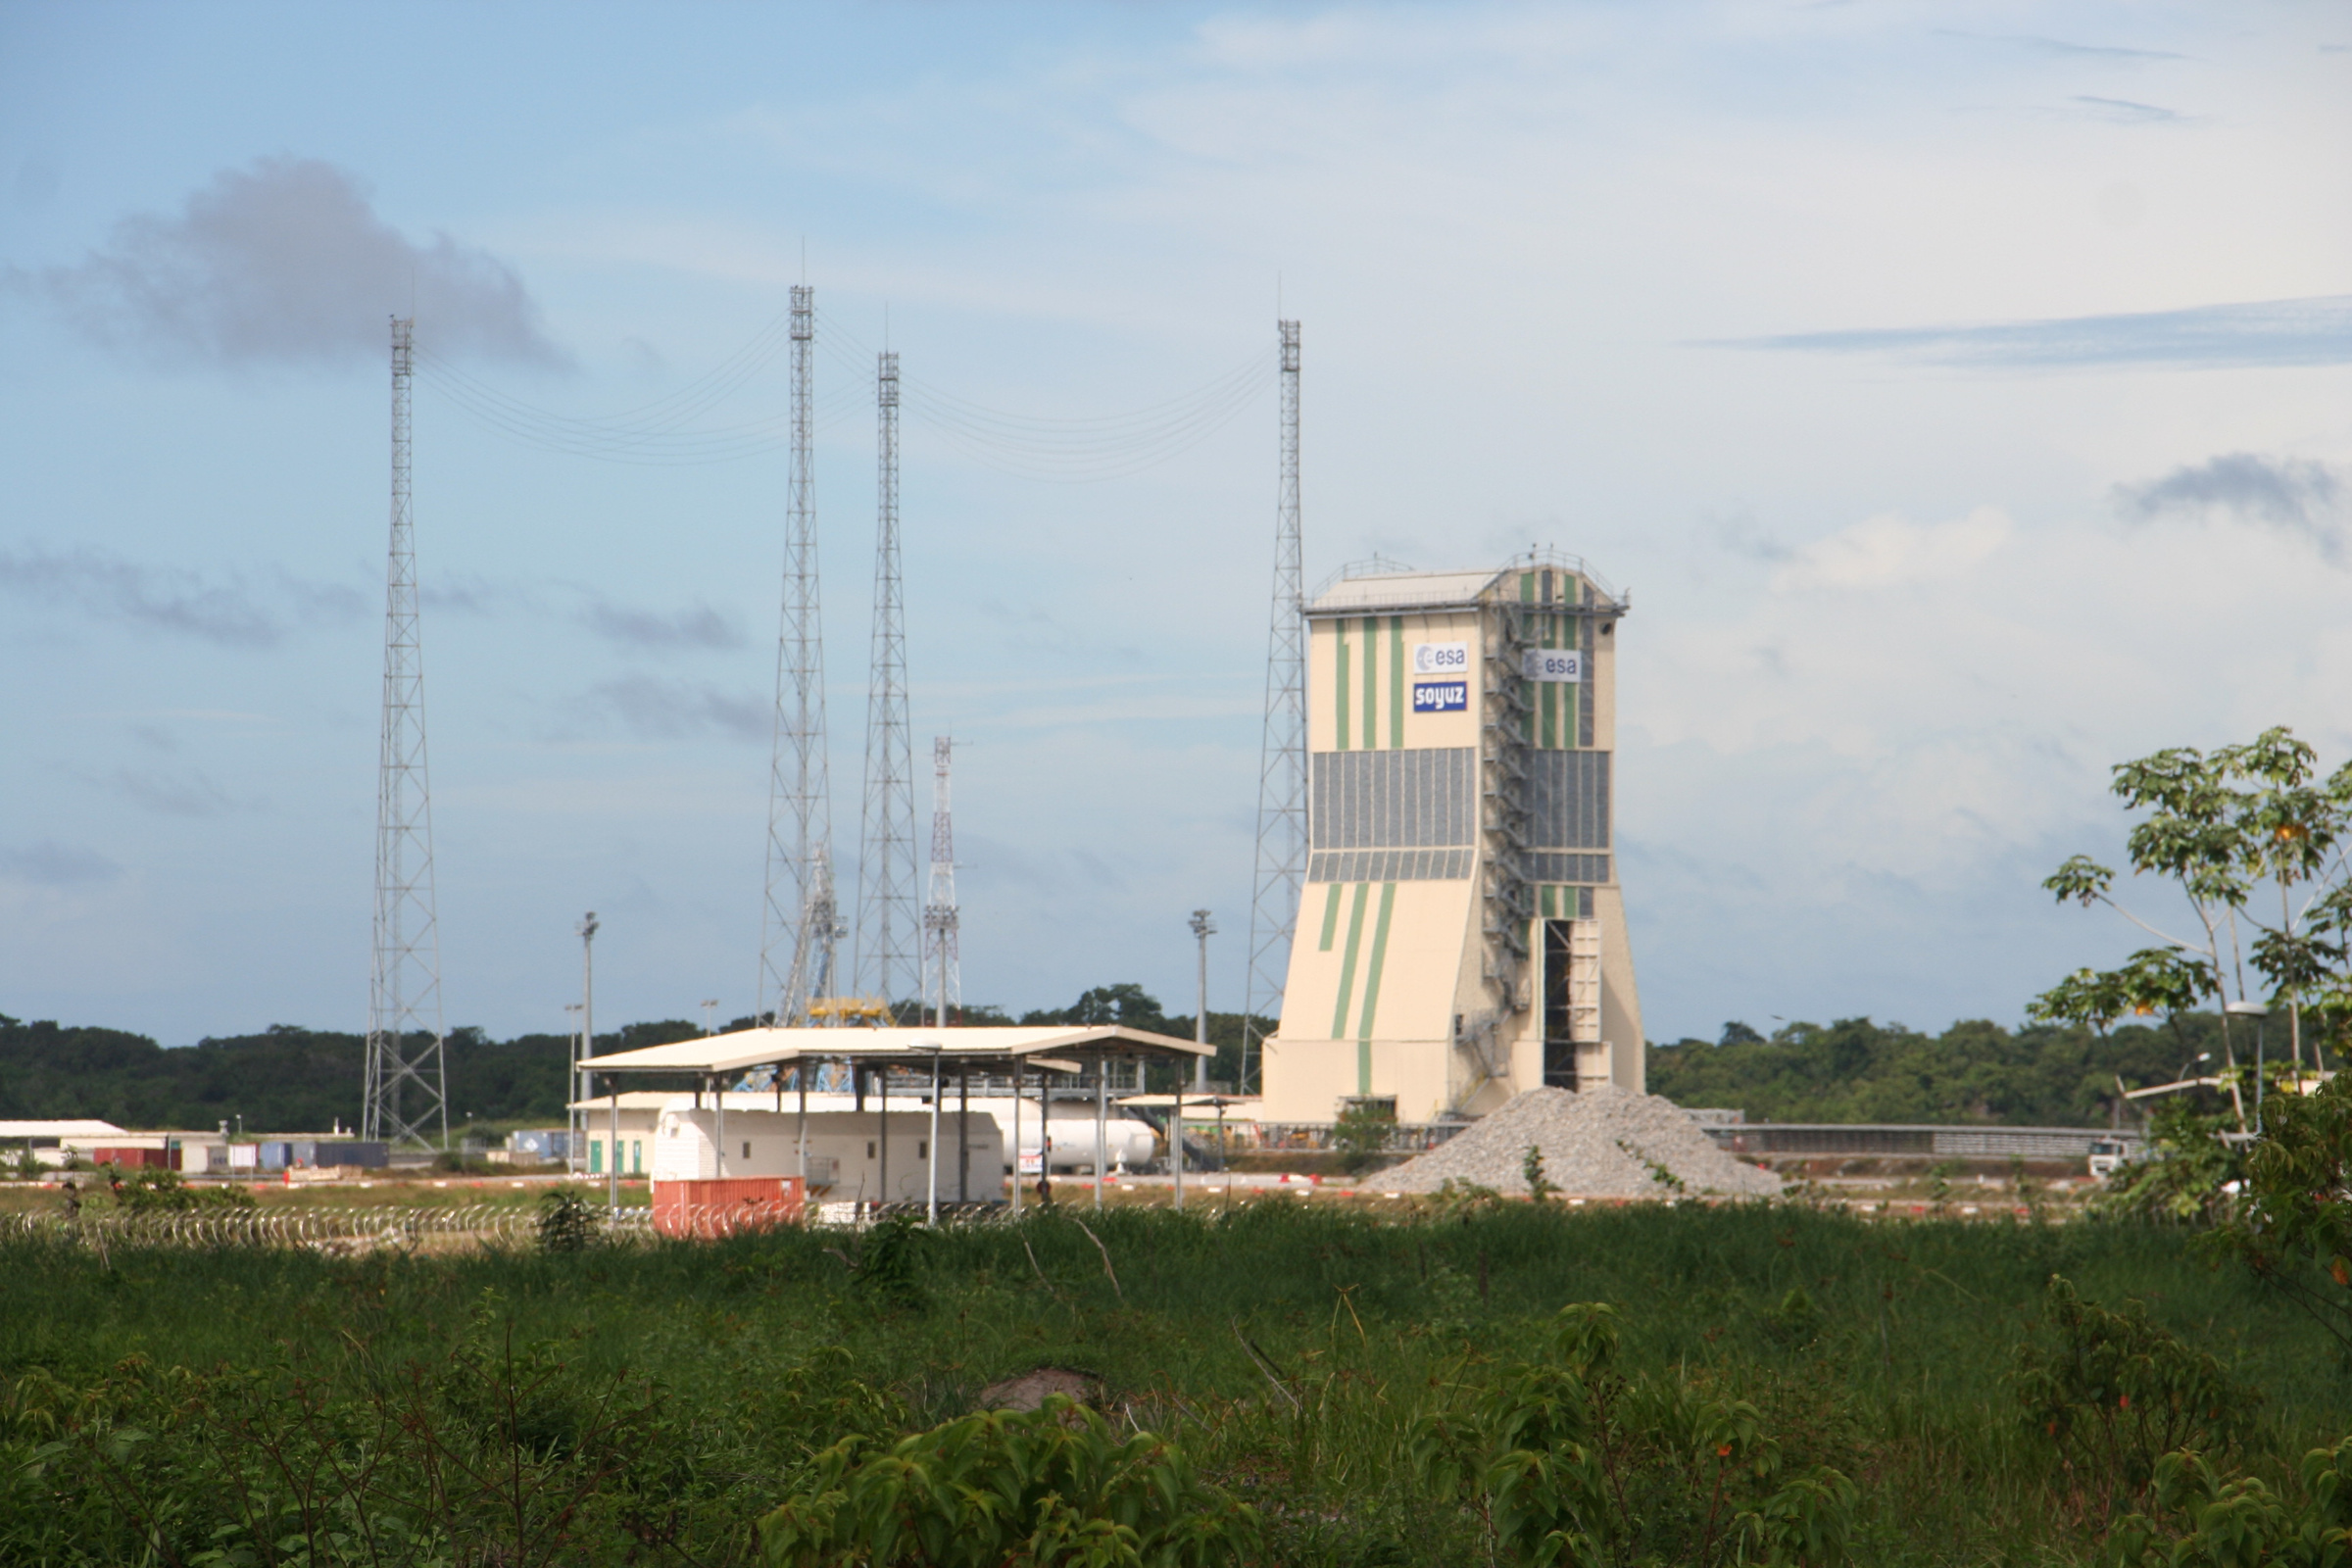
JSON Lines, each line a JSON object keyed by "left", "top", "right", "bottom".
{"left": 1521, "top": 649, "right": 1583, "bottom": 683}
{"left": 1412, "top": 641, "right": 1469, "bottom": 675}
{"left": 1412, "top": 681, "right": 1469, "bottom": 713}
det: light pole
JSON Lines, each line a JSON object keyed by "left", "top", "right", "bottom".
{"left": 701, "top": 999, "right": 720, "bottom": 1037}
{"left": 564, "top": 1003, "right": 583, "bottom": 1170}
{"left": 577, "top": 912, "right": 599, "bottom": 1184}
{"left": 1189, "top": 909, "right": 1215, "bottom": 1093}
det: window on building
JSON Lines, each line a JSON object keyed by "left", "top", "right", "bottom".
{"left": 742, "top": 1141, "right": 751, "bottom": 1160}
{"left": 866, "top": 1141, "right": 876, "bottom": 1159}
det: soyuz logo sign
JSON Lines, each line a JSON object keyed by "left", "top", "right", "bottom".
{"left": 1412, "top": 681, "right": 1469, "bottom": 712}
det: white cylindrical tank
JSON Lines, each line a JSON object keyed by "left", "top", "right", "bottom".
{"left": 1012, "top": 1101, "right": 1157, "bottom": 1175}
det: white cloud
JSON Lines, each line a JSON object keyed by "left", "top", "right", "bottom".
{"left": 1770, "top": 507, "right": 2012, "bottom": 593}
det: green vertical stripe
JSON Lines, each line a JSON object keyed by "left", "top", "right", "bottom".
{"left": 1361, "top": 617, "right": 1377, "bottom": 756}
{"left": 1356, "top": 882, "right": 1397, "bottom": 1043}
{"left": 1547, "top": 615, "right": 1562, "bottom": 749}
{"left": 1389, "top": 616, "right": 1404, "bottom": 747}
{"left": 1318, "top": 883, "right": 1344, "bottom": 952}
{"left": 1335, "top": 621, "right": 1350, "bottom": 751}
{"left": 1329, "top": 883, "right": 1371, "bottom": 1038}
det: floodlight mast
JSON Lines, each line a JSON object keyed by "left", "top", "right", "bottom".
{"left": 1242, "top": 319, "right": 1303, "bottom": 1094}
{"left": 574, "top": 911, "right": 598, "bottom": 1178}
{"left": 759, "top": 285, "right": 838, "bottom": 1027}
{"left": 364, "top": 315, "right": 450, "bottom": 1152}
{"left": 856, "top": 349, "right": 918, "bottom": 1014}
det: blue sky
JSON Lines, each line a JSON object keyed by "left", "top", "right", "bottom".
{"left": 3, "top": 2, "right": 2348, "bottom": 1048}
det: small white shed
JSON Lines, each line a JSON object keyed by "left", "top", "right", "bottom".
{"left": 652, "top": 1102, "right": 1004, "bottom": 1206}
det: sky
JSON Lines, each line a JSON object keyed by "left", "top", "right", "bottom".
{"left": 2, "top": 1, "right": 2348, "bottom": 1052}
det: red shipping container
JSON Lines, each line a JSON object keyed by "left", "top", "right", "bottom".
{"left": 653, "top": 1176, "right": 805, "bottom": 1239}
{"left": 89, "top": 1148, "right": 169, "bottom": 1169}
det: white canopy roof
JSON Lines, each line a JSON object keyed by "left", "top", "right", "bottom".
{"left": 1307, "top": 567, "right": 1504, "bottom": 615}
{"left": 579, "top": 1023, "right": 1207, "bottom": 1076}
{"left": 0, "top": 1119, "right": 131, "bottom": 1140}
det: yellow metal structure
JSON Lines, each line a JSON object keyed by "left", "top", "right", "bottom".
{"left": 806, "top": 996, "right": 894, "bottom": 1026}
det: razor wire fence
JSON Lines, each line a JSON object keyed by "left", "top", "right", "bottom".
{"left": 0, "top": 1202, "right": 659, "bottom": 1252}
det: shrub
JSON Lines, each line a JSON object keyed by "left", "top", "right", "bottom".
{"left": 1408, "top": 1302, "right": 1858, "bottom": 1566}
{"left": 1334, "top": 1102, "right": 1398, "bottom": 1174}
{"left": 2104, "top": 1435, "right": 2352, "bottom": 1567}
{"left": 758, "top": 1396, "right": 1261, "bottom": 1567}
{"left": 2015, "top": 1276, "right": 2254, "bottom": 1526}
{"left": 536, "top": 1188, "right": 604, "bottom": 1252}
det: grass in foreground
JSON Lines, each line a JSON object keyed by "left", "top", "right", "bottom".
{"left": 2, "top": 1200, "right": 2345, "bottom": 1565}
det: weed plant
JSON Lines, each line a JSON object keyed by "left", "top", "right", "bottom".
{"left": 2, "top": 1201, "right": 2346, "bottom": 1565}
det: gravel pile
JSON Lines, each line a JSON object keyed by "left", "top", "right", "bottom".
{"left": 1379, "top": 1087, "right": 1782, "bottom": 1200}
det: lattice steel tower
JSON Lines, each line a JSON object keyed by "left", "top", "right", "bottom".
{"left": 1242, "top": 320, "right": 1304, "bottom": 1093}
{"left": 364, "top": 317, "right": 449, "bottom": 1149}
{"left": 759, "top": 286, "right": 839, "bottom": 1023}
{"left": 855, "top": 349, "right": 917, "bottom": 1010}
{"left": 922, "top": 736, "right": 960, "bottom": 1028}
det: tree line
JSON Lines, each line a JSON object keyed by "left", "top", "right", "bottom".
{"left": 0, "top": 987, "right": 1268, "bottom": 1136}
{"left": 1645, "top": 1013, "right": 2228, "bottom": 1128}
{"left": 8, "top": 1001, "right": 2229, "bottom": 1135}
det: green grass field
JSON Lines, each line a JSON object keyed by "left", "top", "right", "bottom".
{"left": 3, "top": 1200, "right": 2343, "bottom": 1565}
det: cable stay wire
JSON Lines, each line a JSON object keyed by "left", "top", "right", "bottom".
{"left": 413, "top": 314, "right": 795, "bottom": 444}
{"left": 821, "top": 311, "right": 1272, "bottom": 437}
{"left": 415, "top": 305, "right": 1274, "bottom": 476}
{"left": 902, "top": 368, "right": 1266, "bottom": 459}
{"left": 901, "top": 376, "right": 1269, "bottom": 482}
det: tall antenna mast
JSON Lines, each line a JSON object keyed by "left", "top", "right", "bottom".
{"left": 923, "top": 736, "right": 960, "bottom": 1028}
{"left": 1242, "top": 318, "right": 1304, "bottom": 1094}
{"left": 855, "top": 349, "right": 917, "bottom": 1012}
{"left": 364, "top": 316, "right": 449, "bottom": 1149}
{"left": 759, "top": 285, "right": 838, "bottom": 1024}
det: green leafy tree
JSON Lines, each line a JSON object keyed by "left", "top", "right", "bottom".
{"left": 2091, "top": 1099, "right": 2245, "bottom": 1226}
{"left": 2210, "top": 1070, "right": 2352, "bottom": 1356}
{"left": 2033, "top": 728, "right": 2352, "bottom": 1131}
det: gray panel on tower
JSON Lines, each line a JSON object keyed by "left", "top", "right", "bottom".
{"left": 1307, "top": 749, "right": 1477, "bottom": 879}
{"left": 1526, "top": 751, "right": 1611, "bottom": 850}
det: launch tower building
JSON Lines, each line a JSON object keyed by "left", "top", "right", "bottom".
{"left": 1259, "top": 553, "right": 1642, "bottom": 1124}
